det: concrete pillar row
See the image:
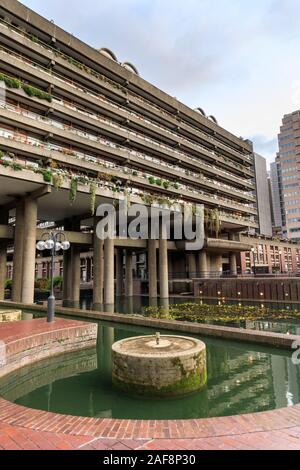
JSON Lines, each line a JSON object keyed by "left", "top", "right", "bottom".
{"left": 159, "top": 221, "right": 169, "bottom": 299}
{"left": 198, "top": 250, "right": 208, "bottom": 278}
{"left": 104, "top": 237, "right": 114, "bottom": 305}
{"left": 21, "top": 197, "right": 38, "bottom": 304}
{"left": 116, "top": 249, "right": 123, "bottom": 297}
{"left": 12, "top": 201, "right": 24, "bottom": 302}
{"left": 125, "top": 250, "right": 133, "bottom": 297}
{"left": 93, "top": 218, "right": 104, "bottom": 307}
{"left": 148, "top": 239, "right": 157, "bottom": 298}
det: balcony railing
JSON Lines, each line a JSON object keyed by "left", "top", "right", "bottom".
{"left": 0, "top": 101, "right": 255, "bottom": 208}
{"left": 0, "top": 145, "right": 256, "bottom": 228}
{"left": 0, "top": 18, "right": 253, "bottom": 161}
{"left": 0, "top": 23, "right": 253, "bottom": 171}
{"left": 0, "top": 118, "right": 256, "bottom": 217}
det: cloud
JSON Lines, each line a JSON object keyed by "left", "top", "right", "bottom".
{"left": 250, "top": 135, "right": 278, "bottom": 164}
{"left": 21, "top": 0, "right": 300, "bottom": 166}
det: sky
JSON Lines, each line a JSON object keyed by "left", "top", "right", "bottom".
{"left": 21, "top": 0, "right": 300, "bottom": 167}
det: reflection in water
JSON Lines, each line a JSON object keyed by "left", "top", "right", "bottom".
{"left": 1, "top": 321, "right": 300, "bottom": 420}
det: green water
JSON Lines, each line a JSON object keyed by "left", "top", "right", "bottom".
{"left": 79, "top": 296, "right": 300, "bottom": 334}
{"left": 1, "top": 320, "right": 300, "bottom": 420}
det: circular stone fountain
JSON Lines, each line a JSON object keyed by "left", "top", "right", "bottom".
{"left": 112, "top": 333, "right": 207, "bottom": 397}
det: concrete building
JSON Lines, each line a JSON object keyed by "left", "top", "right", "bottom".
{"left": 271, "top": 110, "right": 300, "bottom": 241}
{"left": 270, "top": 159, "right": 284, "bottom": 234}
{"left": 0, "top": 0, "right": 257, "bottom": 306}
{"left": 254, "top": 153, "right": 272, "bottom": 237}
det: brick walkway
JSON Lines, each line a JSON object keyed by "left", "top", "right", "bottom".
{"left": 0, "top": 318, "right": 300, "bottom": 450}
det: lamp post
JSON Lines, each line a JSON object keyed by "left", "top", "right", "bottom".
{"left": 251, "top": 247, "right": 256, "bottom": 276}
{"left": 36, "top": 231, "right": 70, "bottom": 322}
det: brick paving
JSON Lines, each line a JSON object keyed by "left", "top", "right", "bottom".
{"left": 0, "top": 318, "right": 300, "bottom": 450}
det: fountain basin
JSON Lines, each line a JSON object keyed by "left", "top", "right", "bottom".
{"left": 112, "top": 335, "right": 206, "bottom": 397}
{"left": 0, "top": 310, "right": 22, "bottom": 322}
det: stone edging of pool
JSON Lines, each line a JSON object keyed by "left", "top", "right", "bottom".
{"left": 0, "top": 300, "right": 298, "bottom": 350}
{"left": 1, "top": 317, "right": 300, "bottom": 450}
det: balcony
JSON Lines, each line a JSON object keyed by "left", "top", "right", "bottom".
{"left": 0, "top": 20, "right": 254, "bottom": 174}
{"left": 0, "top": 104, "right": 257, "bottom": 213}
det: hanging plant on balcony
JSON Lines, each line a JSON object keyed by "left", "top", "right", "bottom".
{"left": 40, "top": 169, "right": 52, "bottom": 183}
{"left": 142, "top": 193, "right": 155, "bottom": 206}
{"left": 124, "top": 188, "right": 131, "bottom": 209}
{"left": 52, "top": 173, "right": 64, "bottom": 190}
{"left": 90, "top": 182, "right": 97, "bottom": 216}
{"left": 69, "top": 177, "right": 78, "bottom": 204}
{"left": 214, "top": 209, "right": 221, "bottom": 238}
{"left": 0, "top": 73, "right": 20, "bottom": 89}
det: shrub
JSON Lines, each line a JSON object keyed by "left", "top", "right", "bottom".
{"left": 0, "top": 73, "right": 21, "bottom": 89}
{"left": 5, "top": 279, "right": 12, "bottom": 291}
{"left": 22, "top": 84, "right": 52, "bottom": 103}
{"left": 47, "top": 276, "right": 63, "bottom": 290}
{"left": 11, "top": 163, "right": 22, "bottom": 171}
{"left": 35, "top": 278, "right": 49, "bottom": 290}
{"left": 41, "top": 169, "right": 52, "bottom": 183}
{"left": 148, "top": 176, "right": 156, "bottom": 184}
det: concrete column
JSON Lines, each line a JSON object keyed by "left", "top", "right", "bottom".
{"left": 125, "top": 250, "right": 133, "bottom": 297}
{"left": 188, "top": 253, "right": 197, "bottom": 279}
{"left": 159, "top": 222, "right": 169, "bottom": 299}
{"left": 70, "top": 246, "right": 80, "bottom": 305}
{"left": 215, "top": 254, "right": 223, "bottom": 277}
{"left": 0, "top": 241, "right": 6, "bottom": 301}
{"left": 199, "top": 250, "right": 208, "bottom": 278}
{"left": 168, "top": 254, "right": 174, "bottom": 294}
{"left": 104, "top": 237, "right": 114, "bottom": 305}
{"left": 12, "top": 201, "right": 24, "bottom": 302}
{"left": 21, "top": 197, "right": 38, "bottom": 304}
{"left": 62, "top": 249, "right": 72, "bottom": 302}
{"left": 230, "top": 252, "right": 237, "bottom": 276}
{"left": 0, "top": 209, "right": 8, "bottom": 301}
{"left": 93, "top": 219, "right": 104, "bottom": 307}
{"left": 148, "top": 239, "right": 157, "bottom": 298}
{"left": 116, "top": 249, "right": 123, "bottom": 297}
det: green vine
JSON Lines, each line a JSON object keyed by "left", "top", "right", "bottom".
{"left": 52, "top": 173, "right": 64, "bottom": 190}
{"left": 90, "top": 182, "right": 97, "bottom": 216}
{"left": 69, "top": 177, "right": 78, "bottom": 204}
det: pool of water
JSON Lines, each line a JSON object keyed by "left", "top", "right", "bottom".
{"left": 79, "top": 295, "right": 300, "bottom": 335}
{"left": 1, "top": 320, "right": 300, "bottom": 420}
